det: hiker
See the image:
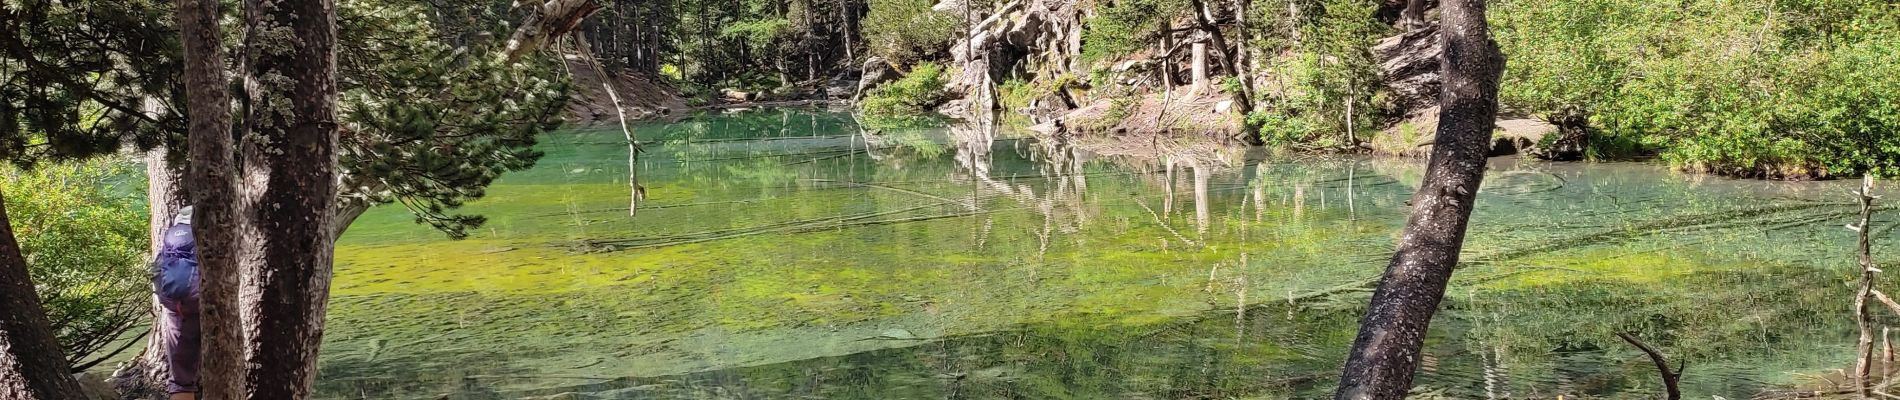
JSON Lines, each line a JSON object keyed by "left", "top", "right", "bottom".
{"left": 153, "top": 207, "right": 200, "bottom": 400}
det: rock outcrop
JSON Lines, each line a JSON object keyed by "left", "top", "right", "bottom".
{"left": 853, "top": 57, "right": 899, "bottom": 101}
{"left": 936, "top": 0, "right": 1086, "bottom": 117}
{"left": 1373, "top": 25, "right": 1442, "bottom": 118}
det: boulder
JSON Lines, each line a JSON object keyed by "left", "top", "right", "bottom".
{"left": 931, "top": 0, "right": 967, "bottom": 14}
{"left": 853, "top": 57, "right": 900, "bottom": 101}
{"left": 721, "top": 88, "right": 754, "bottom": 102}
{"left": 1490, "top": 118, "right": 1554, "bottom": 157}
{"left": 825, "top": 70, "right": 859, "bottom": 99}
{"left": 1492, "top": 118, "right": 1592, "bottom": 160}
{"left": 1024, "top": 89, "right": 1075, "bottom": 123}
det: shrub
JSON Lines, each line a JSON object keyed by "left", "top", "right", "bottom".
{"left": 861, "top": 62, "right": 949, "bottom": 117}
{"left": 2, "top": 159, "right": 147, "bottom": 371}
{"left": 1495, "top": 0, "right": 1900, "bottom": 178}
{"left": 1247, "top": 0, "right": 1388, "bottom": 147}
{"left": 1247, "top": 111, "right": 1317, "bottom": 146}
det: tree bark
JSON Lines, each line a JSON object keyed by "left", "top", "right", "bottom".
{"left": 0, "top": 190, "right": 86, "bottom": 400}
{"left": 1331, "top": 0, "right": 1503, "bottom": 398}
{"left": 175, "top": 0, "right": 242, "bottom": 395}
{"left": 146, "top": 149, "right": 192, "bottom": 256}
{"left": 1190, "top": 40, "right": 1209, "bottom": 94}
{"left": 218, "top": 0, "right": 342, "bottom": 396}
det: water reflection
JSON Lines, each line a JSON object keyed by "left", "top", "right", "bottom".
{"left": 318, "top": 109, "right": 1882, "bottom": 399}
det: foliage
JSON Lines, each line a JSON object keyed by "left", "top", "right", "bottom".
{"left": 863, "top": 0, "right": 957, "bottom": 66}
{"left": 1246, "top": 111, "right": 1317, "bottom": 146}
{"left": 1494, "top": 0, "right": 1900, "bottom": 178}
{"left": 861, "top": 62, "right": 948, "bottom": 118}
{"left": 335, "top": 0, "right": 571, "bottom": 238}
{"left": 613, "top": 0, "right": 859, "bottom": 89}
{"left": 3, "top": 0, "right": 572, "bottom": 238}
{"left": 1251, "top": 0, "right": 1388, "bottom": 147}
{"left": 0, "top": 0, "right": 183, "bottom": 167}
{"left": 1, "top": 160, "right": 147, "bottom": 371}
{"left": 1079, "top": 0, "right": 1189, "bottom": 66}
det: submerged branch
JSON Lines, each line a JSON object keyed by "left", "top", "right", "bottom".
{"left": 1617, "top": 332, "right": 1684, "bottom": 400}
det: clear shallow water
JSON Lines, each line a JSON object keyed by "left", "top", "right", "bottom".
{"left": 316, "top": 108, "right": 1888, "bottom": 399}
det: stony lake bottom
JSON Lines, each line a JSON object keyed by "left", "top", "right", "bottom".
{"left": 308, "top": 108, "right": 1891, "bottom": 399}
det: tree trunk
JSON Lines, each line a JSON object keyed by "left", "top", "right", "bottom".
{"left": 111, "top": 148, "right": 192, "bottom": 400}
{"left": 503, "top": 0, "right": 605, "bottom": 61}
{"left": 1232, "top": 0, "right": 1253, "bottom": 98}
{"left": 0, "top": 190, "right": 86, "bottom": 400}
{"left": 1331, "top": 0, "right": 1503, "bottom": 398}
{"left": 568, "top": 34, "right": 644, "bottom": 216}
{"left": 1190, "top": 40, "right": 1209, "bottom": 94}
{"left": 1160, "top": 21, "right": 1178, "bottom": 88}
{"left": 1400, "top": 0, "right": 1428, "bottom": 31}
{"left": 176, "top": 0, "right": 241, "bottom": 395}
{"left": 1188, "top": 0, "right": 1254, "bottom": 117}
{"left": 219, "top": 0, "right": 342, "bottom": 396}
{"left": 1286, "top": 0, "right": 1301, "bottom": 45}
{"left": 146, "top": 149, "right": 191, "bottom": 256}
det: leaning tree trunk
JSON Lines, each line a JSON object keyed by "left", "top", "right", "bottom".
{"left": 1331, "top": 0, "right": 1503, "bottom": 398}
{"left": 1852, "top": 175, "right": 1879, "bottom": 397}
{"left": 0, "top": 190, "right": 87, "bottom": 400}
{"left": 1187, "top": 0, "right": 1256, "bottom": 129}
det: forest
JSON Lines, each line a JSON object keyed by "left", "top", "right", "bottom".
{"left": 4, "top": 0, "right": 1900, "bottom": 398}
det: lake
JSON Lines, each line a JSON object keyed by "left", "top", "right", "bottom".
{"left": 315, "top": 108, "right": 1883, "bottom": 399}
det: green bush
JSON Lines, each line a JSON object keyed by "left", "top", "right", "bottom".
{"left": 1247, "top": 111, "right": 1317, "bottom": 146}
{"left": 861, "top": 62, "right": 949, "bottom": 117}
{"left": 863, "top": 0, "right": 958, "bottom": 66}
{"left": 2, "top": 159, "right": 147, "bottom": 371}
{"left": 1495, "top": 0, "right": 1900, "bottom": 178}
{"left": 1248, "top": 0, "right": 1388, "bottom": 146}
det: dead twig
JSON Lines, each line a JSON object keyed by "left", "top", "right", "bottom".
{"left": 1854, "top": 174, "right": 1881, "bottom": 396}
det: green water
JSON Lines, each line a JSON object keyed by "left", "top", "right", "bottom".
{"left": 315, "top": 108, "right": 1887, "bottom": 399}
